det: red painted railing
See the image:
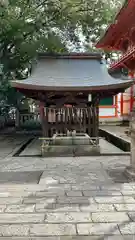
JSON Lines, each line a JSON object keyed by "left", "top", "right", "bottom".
{"left": 110, "top": 46, "right": 135, "bottom": 70}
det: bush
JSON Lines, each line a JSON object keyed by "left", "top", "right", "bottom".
{"left": 0, "top": 116, "right": 6, "bottom": 128}
{"left": 20, "top": 119, "right": 41, "bottom": 130}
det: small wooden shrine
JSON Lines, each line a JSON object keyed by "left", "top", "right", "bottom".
{"left": 11, "top": 53, "right": 133, "bottom": 155}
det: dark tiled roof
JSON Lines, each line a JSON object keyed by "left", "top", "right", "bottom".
{"left": 12, "top": 54, "right": 133, "bottom": 91}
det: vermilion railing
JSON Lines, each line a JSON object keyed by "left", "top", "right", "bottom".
{"left": 110, "top": 46, "right": 135, "bottom": 70}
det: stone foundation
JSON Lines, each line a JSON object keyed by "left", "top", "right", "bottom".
{"left": 41, "top": 133, "right": 100, "bottom": 157}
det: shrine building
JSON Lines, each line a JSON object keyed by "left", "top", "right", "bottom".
{"left": 11, "top": 53, "right": 132, "bottom": 140}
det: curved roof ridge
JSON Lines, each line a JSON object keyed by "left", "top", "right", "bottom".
{"left": 38, "top": 52, "right": 102, "bottom": 60}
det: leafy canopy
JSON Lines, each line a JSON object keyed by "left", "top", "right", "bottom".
{"left": 0, "top": 0, "right": 124, "bottom": 74}
{"left": 0, "top": 0, "right": 124, "bottom": 108}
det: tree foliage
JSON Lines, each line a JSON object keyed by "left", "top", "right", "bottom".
{"left": 0, "top": 0, "right": 124, "bottom": 108}
{"left": 0, "top": 0, "right": 124, "bottom": 74}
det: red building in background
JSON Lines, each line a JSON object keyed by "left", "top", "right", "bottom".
{"left": 96, "top": 0, "right": 135, "bottom": 121}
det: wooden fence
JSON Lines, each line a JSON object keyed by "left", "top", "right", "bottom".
{"left": 20, "top": 113, "right": 40, "bottom": 125}
{"left": 19, "top": 107, "right": 98, "bottom": 137}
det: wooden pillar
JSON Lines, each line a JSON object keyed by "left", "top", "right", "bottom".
{"left": 130, "top": 85, "right": 134, "bottom": 113}
{"left": 15, "top": 90, "right": 21, "bottom": 128}
{"left": 121, "top": 93, "right": 123, "bottom": 116}
{"left": 46, "top": 107, "right": 49, "bottom": 137}
{"left": 87, "top": 94, "right": 92, "bottom": 137}
{"left": 87, "top": 106, "right": 92, "bottom": 137}
{"left": 39, "top": 102, "right": 46, "bottom": 136}
{"left": 115, "top": 95, "right": 118, "bottom": 118}
{"left": 95, "top": 104, "right": 99, "bottom": 144}
{"left": 92, "top": 104, "right": 95, "bottom": 137}
{"left": 15, "top": 109, "right": 20, "bottom": 128}
{"left": 92, "top": 106, "right": 98, "bottom": 138}
{"left": 15, "top": 93, "right": 21, "bottom": 128}
{"left": 92, "top": 95, "right": 99, "bottom": 138}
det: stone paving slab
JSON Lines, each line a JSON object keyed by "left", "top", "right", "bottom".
{"left": 35, "top": 204, "right": 80, "bottom": 213}
{"left": 0, "top": 171, "right": 42, "bottom": 184}
{"left": 100, "top": 139, "right": 124, "bottom": 154}
{"left": 127, "top": 212, "right": 135, "bottom": 221}
{"left": 82, "top": 190, "right": 122, "bottom": 196}
{"left": 114, "top": 204, "right": 135, "bottom": 212}
{"left": 91, "top": 212, "right": 129, "bottom": 222}
{"left": 45, "top": 212, "right": 92, "bottom": 223}
{"left": 0, "top": 135, "right": 29, "bottom": 158}
{"left": 0, "top": 197, "right": 22, "bottom": 204}
{"left": 80, "top": 204, "right": 115, "bottom": 212}
{"left": 119, "top": 222, "right": 135, "bottom": 234}
{"left": 5, "top": 204, "right": 35, "bottom": 213}
{"left": 95, "top": 196, "right": 135, "bottom": 204}
{"left": 57, "top": 196, "right": 95, "bottom": 204}
{"left": 20, "top": 138, "right": 41, "bottom": 156}
{"left": 101, "top": 126, "right": 131, "bottom": 143}
{"left": 0, "top": 213, "right": 45, "bottom": 223}
{"left": 77, "top": 223, "right": 120, "bottom": 235}
{"left": 30, "top": 224, "right": 76, "bottom": 236}
{"left": 0, "top": 224, "right": 30, "bottom": 236}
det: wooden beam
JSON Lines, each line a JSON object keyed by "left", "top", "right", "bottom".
{"left": 47, "top": 94, "right": 88, "bottom": 107}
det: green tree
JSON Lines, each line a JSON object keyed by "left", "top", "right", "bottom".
{"left": 0, "top": 0, "right": 124, "bottom": 108}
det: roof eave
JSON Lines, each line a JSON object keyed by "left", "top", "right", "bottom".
{"left": 11, "top": 80, "right": 133, "bottom": 93}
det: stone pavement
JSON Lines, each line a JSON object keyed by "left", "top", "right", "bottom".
{"left": 0, "top": 181, "right": 134, "bottom": 239}
{"left": 0, "top": 135, "right": 30, "bottom": 159}
{"left": 0, "top": 154, "right": 134, "bottom": 239}
{"left": 0, "top": 134, "right": 135, "bottom": 239}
